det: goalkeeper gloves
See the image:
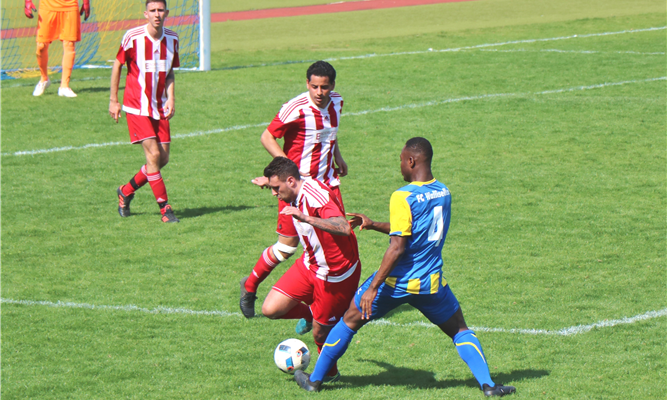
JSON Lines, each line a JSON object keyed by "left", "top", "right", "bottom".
{"left": 24, "top": 0, "right": 37, "bottom": 18}
{"left": 80, "top": 0, "right": 90, "bottom": 21}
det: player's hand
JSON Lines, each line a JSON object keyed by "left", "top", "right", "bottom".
{"left": 251, "top": 176, "right": 269, "bottom": 188}
{"left": 280, "top": 206, "right": 305, "bottom": 221}
{"left": 359, "top": 287, "right": 377, "bottom": 319}
{"left": 163, "top": 98, "right": 175, "bottom": 120}
{"left": 80, "top": 0, "right": 90, "bottom": 20}
{"left": 24, "top": 0, "right": 37, "bottom": 18}
{"left": 347, "top": 212, "right": 373, "bottom": 231}
{"left": 109, "top": 100, "right": 122, "bottom": 123}
{"left": 336, "top": 159, "right": 348, "bottom": 177}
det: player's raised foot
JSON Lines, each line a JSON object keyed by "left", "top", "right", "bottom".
{"left": 483, "top": 383, "right": 516, "bottom": 397}
{"left": 58, "top": 87, "right": 77, "bottom": 97}
{"left": 323, "top": 371, "right": 340, "bottom": 383}
{"left": 33, "top": 79, "right": 51, "bottom": 96}
{"left": 239, "top": 276, "right": 257, "bottom": 318}
{"left": 117, "top": 186, "right": 134, "bottom": 217}
{"left": 294, "top": 370, "right": 322, "bottom": 392}
{"left": 160, "top": 204, "right": 180, "bottom": 223}
{"left": 295, "top": 318, "right": 312, "bottom": 335}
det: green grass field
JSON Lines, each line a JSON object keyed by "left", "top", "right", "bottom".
{"left": 2, "top": 0, "right": 665, "bottom": 398}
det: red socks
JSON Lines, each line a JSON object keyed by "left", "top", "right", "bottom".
{"left": 245, "top": 247, "right": 280, "bottom": 293}
{"left": 147, "top": 171, "right": 168, "bottom": 204}
{"left": 122, "top": 165, "right": 148, "bottom": 196}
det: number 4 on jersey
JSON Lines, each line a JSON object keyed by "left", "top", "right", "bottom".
{"left": 427, "top": 206, "right": 444, "bottom": 246}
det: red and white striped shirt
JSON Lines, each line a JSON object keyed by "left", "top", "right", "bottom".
{"left": 268, "top": 92, "right": 344, "bottom": 187}
{"left": 293, "top": 178, "right": 359, "bottom": 278}
{"left": 116, "top": 25, "right": 179, "bottom": 120}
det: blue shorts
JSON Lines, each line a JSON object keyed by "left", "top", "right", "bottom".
{"left": 354, "top": 271, "right": 460, "bottom": 326}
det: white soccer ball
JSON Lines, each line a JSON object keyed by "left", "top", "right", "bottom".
{"left": 274, "top": 338, "right": 310, "bottom": 374}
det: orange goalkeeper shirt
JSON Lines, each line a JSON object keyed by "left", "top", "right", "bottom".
{"left": 39, "top": 0, "right": 79, "bottom": 12}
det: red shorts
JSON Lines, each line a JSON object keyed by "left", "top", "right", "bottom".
{"left": 37, "top": 9, "right": 81, "bottom": 43}
{"left": 126, "top": 113, "right": 171, "bottom": 144}
{"left": 272, "top": 257, "right": 361, "bottom": 326}
{"left": 276, "top": 186, "right": 344, "bottom": 237}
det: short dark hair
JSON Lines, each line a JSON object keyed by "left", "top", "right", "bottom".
{"left": 264, "top": 157, "right": 300, "bottom": 181}
{"left": 405, "top": 137, "right": 433, "bottom": 166}
{"left": 307, "top": 61, "right": 336, "bottom": 83}
{"left": 146, "top": 0, "right": 167, "bottom": 7}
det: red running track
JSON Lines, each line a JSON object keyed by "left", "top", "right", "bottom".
{"left": 2, "top": 0, "right": 475, "bottom": 39}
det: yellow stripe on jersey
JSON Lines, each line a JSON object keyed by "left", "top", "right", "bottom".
{"left": 389, "top": 191, "right": 412, "bottom": 236}
{"left": 385, "top": 277, "right": 397, "bottom": 288}
{"left": 407, "top": 279, "right": 421, "bottom": 294}
{"left": 430, "top": 272, "right": 440, "bottom": 294}
{"left": 442, "top": 277, "right": 448, "bottom": 287}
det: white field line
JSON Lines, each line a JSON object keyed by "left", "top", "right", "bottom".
{"left": 3, "top": 26, "right": 663, "bottom": 89}
{"left": 3, "top": 297, "right": 665, "bottom": 336}
{"left": 3, "top": 76, "right": 665, "bottom": 157}
{"left": 326, "top": 26, "right": 666, "bottom": 61}
{"left": 476, "top": 49, "right": 665, "bottom": 55}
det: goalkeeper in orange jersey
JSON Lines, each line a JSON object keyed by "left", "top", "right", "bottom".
{"left": 25, "top": 0, "right": 91, "bottom": 97}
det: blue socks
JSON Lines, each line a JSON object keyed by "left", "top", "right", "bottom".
{"left": 310, "top": 320, "right": 357, "bottom": 382}
{"left": 453, "top": 330, "right": 495, "bottom": 388}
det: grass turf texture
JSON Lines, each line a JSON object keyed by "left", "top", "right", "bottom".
{"left": 2, "top": 1, "right": 665, "bottom": 399}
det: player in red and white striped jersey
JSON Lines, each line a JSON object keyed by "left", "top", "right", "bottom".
{"left": 260, "top": 157, "right": 361, "bottom": 380}
{"left": 240, "top": 61, "right": 350, "bottom": 317}
{"left": 109, "top": 0, "right": 179, "bottom": 223}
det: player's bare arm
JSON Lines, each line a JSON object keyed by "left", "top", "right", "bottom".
{"left": 260, "top": 129, "right": 287, "bottom": 158}
{"left": 253, "top": 130, "right": 289, "bottom": 187}
{"left": 164, "top": 69, "right": 175, "bottom": 120}
{"left": 109, "top": 59, "right": 124, "bottom": 123}
{"left": 333, "top": 143, "right": 348, "bottom": 177}
{"left": 281, "top": 207, "right": 351, "bottom": 236}
{"left": 346, "top": 212, "right": 390, "bottom": 234}
{"left": 359, "top": 235, "right": 407, "bottom": 319}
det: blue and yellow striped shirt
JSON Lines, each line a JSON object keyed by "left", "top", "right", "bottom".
{"left": 385, "top": 179, "right": 451, "bottom": 296}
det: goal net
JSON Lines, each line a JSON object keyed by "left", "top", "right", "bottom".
{"left": 1, "top": 0, "right": 208, "bottom": 80}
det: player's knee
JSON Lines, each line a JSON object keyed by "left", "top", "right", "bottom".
{"left": 261, "top": 303, "right": 281, "bottom": 319}
{"left": 62, "top": 41, "right": 75, "bottom": 55}
{"left": 36, "top": 42, "right": 48, "bottom": 55}
{"left": 272, "top": 241, "right": 297, "bottom": 263}
{"left": 145, "top": 149, "right": 161, "bottom": 166}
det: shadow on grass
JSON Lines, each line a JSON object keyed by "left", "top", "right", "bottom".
{"left": 177, "top": 205, "right": 254, "bottom": 218}
{"left": 331, "top": 359, "right": 548, "bottom": 391}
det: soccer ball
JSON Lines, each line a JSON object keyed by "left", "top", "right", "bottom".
{"left": 274, "top": 338, "right": 310, "bottom": 374}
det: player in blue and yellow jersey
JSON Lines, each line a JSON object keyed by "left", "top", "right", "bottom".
{"left": 294, "top": 137, "right": 516, "bottom": 397}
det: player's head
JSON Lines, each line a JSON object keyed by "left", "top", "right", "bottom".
{"left": 306, "top": 61, "right": 336, "bottom": 108}
{"left": 400, "top": 137, "right": 433, "bottom": 182}
{"left": 264, "top": 157, "right": 301, "bottom": 202}
{"left": 145, "top": 0, "right": 169, "bottom": 29}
